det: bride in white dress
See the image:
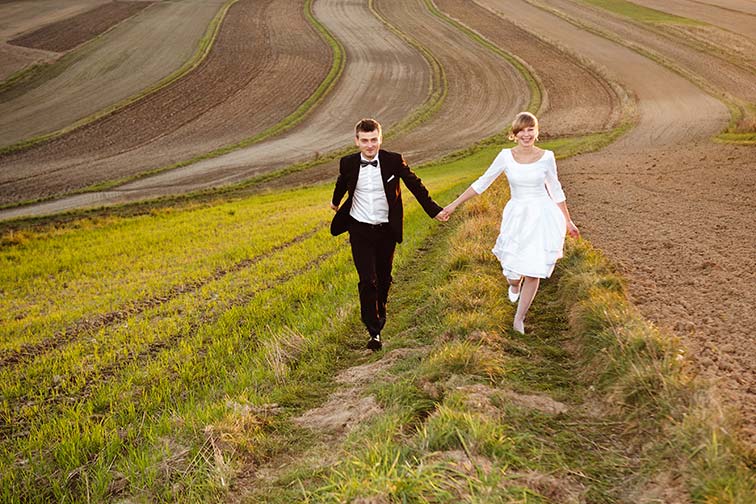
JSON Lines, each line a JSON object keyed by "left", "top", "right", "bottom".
{"left": 440, "top": 112, "right": 580, "bottom": 334}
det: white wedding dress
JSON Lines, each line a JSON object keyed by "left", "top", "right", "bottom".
{"left": 471, "top": 148, "right": 567, "bottom": 279}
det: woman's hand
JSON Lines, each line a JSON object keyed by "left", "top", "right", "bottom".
{"left": 566, "top": 220, "right": 580, "bottom": 238}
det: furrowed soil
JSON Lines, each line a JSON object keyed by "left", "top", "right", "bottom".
{"left": 0, "top": 0, "right": 227, "bottom": 146}
{"left": 434, "top": 0, "right": 622, "bottom": 136}
{"left": 8, "top": 1, "right": 153, "bottom": 52}
{"left": 0, "top": 0, "right": 332, "bottom": 204}
{"left": 631, "top": 0, "right": 756, "bottom": 38}
{"left": 0, "top": 1, "right": 108, "bottom": 83}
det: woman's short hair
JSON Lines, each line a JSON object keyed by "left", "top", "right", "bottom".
{"left": 355, "top": 118, "right": 382, "bottom": 137}
{"left": 507, "top": 112, "right": 538, "bottom": 141}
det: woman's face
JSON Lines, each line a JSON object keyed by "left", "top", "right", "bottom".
{"left": 515, "top": 126, "right": 538, "bottom": 147}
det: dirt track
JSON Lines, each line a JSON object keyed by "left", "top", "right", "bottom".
{"left": 0, "top": 0, "right": 225, "bottom": 147}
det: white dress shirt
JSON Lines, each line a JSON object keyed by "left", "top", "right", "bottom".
{"left": 350, "top": 155, "right": 390, "bottom": 224}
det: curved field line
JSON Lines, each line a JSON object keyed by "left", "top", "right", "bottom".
{"left": 1, "top": 246, "right": 344, "bottom": 440}
{"left": 0, "top": 0, "right": 236, "bottom": 154}
{"left": 437, "top": 0, "right": 630, "bottom": 137}
{"left": 425, "top": 0, "right": 542, "bottom": 115}
{"left": 524, "top": 0, "right": 749, "bottom": 141}
{"left": 367, "top": 0, "right": 447, "bottom": 141}
{"left": 0, "top": 223, "right": 325, "bottom": 370}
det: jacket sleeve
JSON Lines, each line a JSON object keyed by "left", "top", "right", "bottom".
{"left": 332, "top": 158, "right": 349, "bottom": 206}
{"left": 397, "top": 155, "right": 443, "bottom": 218}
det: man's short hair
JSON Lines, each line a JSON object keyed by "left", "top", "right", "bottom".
{"left": 355, "top": 118, "right": 382, "bottom": 137}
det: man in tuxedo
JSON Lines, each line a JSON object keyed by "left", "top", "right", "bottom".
{"left": 330, "top": 118, "right": 448, "bottom": 351}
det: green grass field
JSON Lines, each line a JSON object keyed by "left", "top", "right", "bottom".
{"left": 1, "top": 138, "right": 753, "bottom": 502}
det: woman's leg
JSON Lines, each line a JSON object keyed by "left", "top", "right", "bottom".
{"left": 513, "top": 276, "right": 540, "bottom": 333}
{"left": 507, "top": 276, "right": 521, "bottom": 294}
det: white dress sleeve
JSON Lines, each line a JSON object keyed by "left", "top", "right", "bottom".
{"left": 544, "top": 151, "right": 566, "bottom": 203}
{"left": 470, "top": 149, "right": 507, "bottom": 194}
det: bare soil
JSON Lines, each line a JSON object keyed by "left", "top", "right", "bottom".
{"left": 8, "top": 1, "right": 153, "bottom": 53}
{"left": 0, "top": 0, "right": 226, "bottom": 146}
{"left": 435, "top": 0, "right": 622, "bottom": 137}
{"left": 631, "top": 0, "right": 756, "bottom": 39}
{"left": 0, "top": 0, "right": 332, "bottom": 204}
{"left": 538, "top": 0, "right": 756, "bottom": 129}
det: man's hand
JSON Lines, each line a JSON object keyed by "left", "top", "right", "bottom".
{"left": 329, "top": 202, "right": 338, "bottom": 212}
{"left": 435, "top": 209, "right": 450, "bottom": 222}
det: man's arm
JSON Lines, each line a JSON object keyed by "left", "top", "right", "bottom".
{"left": 330, "top": 159, "right": 349, "bottom": 211}
{"left": 396, "top": 156, "right": 443, "bottom": 218}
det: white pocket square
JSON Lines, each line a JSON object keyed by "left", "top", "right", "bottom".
{"left": 386, "top": 175, "right": 395, "bottom": 183}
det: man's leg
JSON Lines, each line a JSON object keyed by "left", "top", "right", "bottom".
{"left": 375, "top": 232, "right": 396, "bottom": 333}
{"left": 349, "top": 226, "right": 382, "bottom": 337}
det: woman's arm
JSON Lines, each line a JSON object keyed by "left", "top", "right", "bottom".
{"left": 556, "top": 201, "right": 580, "bottom": 238}
{"left": 443, "top": 186, "right": 479, "bottom": 216}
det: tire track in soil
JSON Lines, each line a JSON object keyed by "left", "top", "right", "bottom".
{"left": 0, "top": 223, "right": 325, "bottom": 370}
{"left": 1, "top": 246, "right": 344, "bottom": 441}
{"left": 483, "top": 0, "right": 756, "bottom": 444}
{"left": 434, "top": 0, "right": 623, "bottom": 137}
{"left": 0, "top": 0, "right": 331, "bottom": 205}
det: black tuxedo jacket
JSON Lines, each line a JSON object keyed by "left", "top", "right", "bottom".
{"left": 330, "top": 150, "right": 442, "bottom": 243}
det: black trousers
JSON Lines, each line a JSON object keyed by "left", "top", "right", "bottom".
{"left": 348, "top": 220, "right": 396, "bottom": 337}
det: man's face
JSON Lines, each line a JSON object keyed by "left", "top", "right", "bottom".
{"left": 355, "top": 130, "right": 382, "bottom": 160}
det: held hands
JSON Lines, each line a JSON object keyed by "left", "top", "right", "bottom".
{"left": 435, "top": 204, "right": 457, "bottom": 222}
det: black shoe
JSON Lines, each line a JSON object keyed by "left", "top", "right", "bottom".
{"left": 367, "top": 334, "right": 382, "bottom": 351}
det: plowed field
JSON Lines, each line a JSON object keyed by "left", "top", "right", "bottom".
{"left": 0, "top": 0, "right": 227, "bottom": 146}
{"left": 8, "top": 1, "right": 153, "bottom": 52}
{"left": 0, "top": 0, "right": 332, "bottom": 204}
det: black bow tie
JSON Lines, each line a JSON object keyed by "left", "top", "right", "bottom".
{"left": 360, "top": 159, "right": 378, "bottom": 167}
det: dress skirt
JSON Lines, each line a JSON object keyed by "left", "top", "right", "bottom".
{"left": 492, "top": 195, "right": 566, "bottom": 279}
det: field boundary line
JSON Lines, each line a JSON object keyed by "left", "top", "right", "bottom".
{"left": 525, "top": 0, "right": 754, "bottom": 144}
{"left": 0, "top": 223, "right": 326, "bottom": 370}
{"left": 0, "top": 0, "right": 238, "bottom": 155}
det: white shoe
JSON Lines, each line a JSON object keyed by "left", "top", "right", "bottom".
{"left": 508, "top": 285, "right": 520, "bottom": 303}
{"left": 513, "top": 319, "right": 525, "bottom": 334}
